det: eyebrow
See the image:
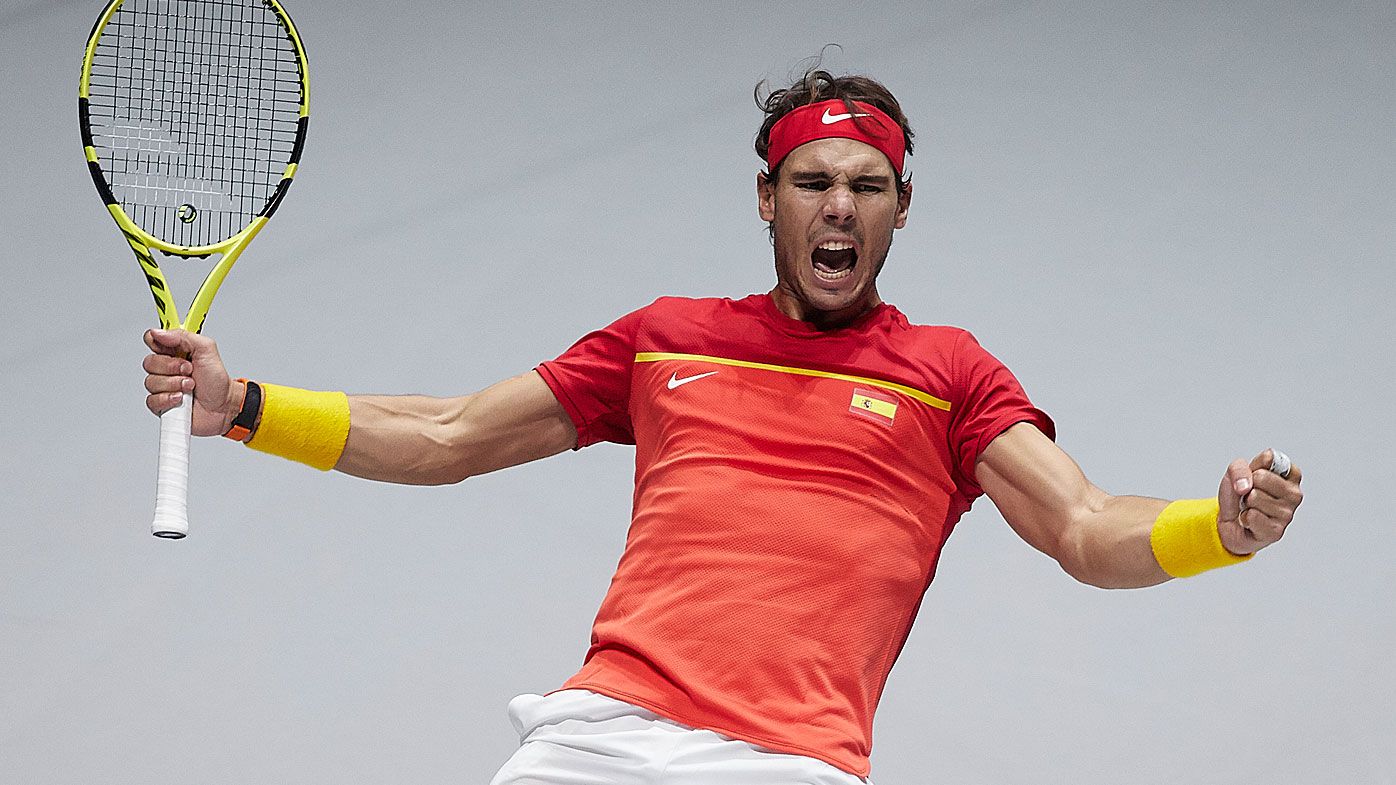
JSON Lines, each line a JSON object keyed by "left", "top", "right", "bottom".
{"left": 786, "top": 168, "right": 895, "bottom": 186}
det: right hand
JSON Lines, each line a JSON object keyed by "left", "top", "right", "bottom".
{"left": 142, "top": 329, "right": 240, "bottom": 437}
{"left": 1216, "top": 450, "right": 1304, "bottom": 557}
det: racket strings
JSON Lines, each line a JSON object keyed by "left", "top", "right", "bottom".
{"left": 86, "top": 0, "right": 303, "bottom": 249}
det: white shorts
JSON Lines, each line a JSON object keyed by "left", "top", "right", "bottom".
{"left": 488, "top": 689, "right": 872, "bottom": 785}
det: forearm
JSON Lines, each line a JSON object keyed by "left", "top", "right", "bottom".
{"left": 335, "top": 394, "right": 467, "bottom": 485}
{"left": 979, "top": 424, "right": 1220, "bottom": 589}
{"left": 1063, "top": 494, "right": 1172, "bottom": 589}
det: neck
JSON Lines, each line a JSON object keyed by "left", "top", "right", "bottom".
{"left": 768, "top": 285, "right": 882, "bottom": 331}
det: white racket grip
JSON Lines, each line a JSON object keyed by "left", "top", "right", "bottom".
{"left": 151, "top": 395, "right": 193, "bottom": 538}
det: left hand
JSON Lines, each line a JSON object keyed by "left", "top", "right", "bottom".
{"left": 1217, "top": 449, "right": 1304, "bottom": 556}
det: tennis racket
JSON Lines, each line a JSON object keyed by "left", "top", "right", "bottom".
{"left": 79, "top": 0, "right": 310, "bottom": 538}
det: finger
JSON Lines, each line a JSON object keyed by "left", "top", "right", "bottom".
{"left": 1250, "top": 448, "right": 1295, "bottom": 478}
{"left": 1242, "top": 449, "right": 1288, "bottom": 512}
{"left": 145, "top": 373, "right": 193, "bottom": 395}
{"left": 1239, "top": 505, "right": 1290, "bottom": 544}
{"left": 142, "top": 353, "right": 192, "bottom": 376}
{"left": 1284, "top": 460, "right": 1302, "bottom": 486}
{"left": 1218, "top": 459, "right": 1252, "bottom": 521}
{"left": 147, "top": 390, "right": 184, "bottom": 415}
{"left": 1239, "top": 485, "right": 1295, "bottom": 519}
{"left": 1251, "top": 468, "right": 1305, "bottom": 506}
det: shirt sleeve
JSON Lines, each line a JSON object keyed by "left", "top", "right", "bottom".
{"left": 534, "top": 305, "right": 647, "bottom": 448}
{"left": 949, "top": 330, "right": 1056, "bottom": 497}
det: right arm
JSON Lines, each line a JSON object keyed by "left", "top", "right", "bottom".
{"left": 142, "top": 329, "right": 577, "bottom": 486}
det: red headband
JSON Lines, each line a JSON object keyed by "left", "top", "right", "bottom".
{"left": 765, "top": 99, "right": 906, "bottom": 177}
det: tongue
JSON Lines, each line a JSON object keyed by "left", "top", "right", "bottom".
{"left": 812, "top": 247, "right": 856, "bottom": 272}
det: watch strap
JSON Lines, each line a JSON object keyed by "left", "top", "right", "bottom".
{"left": 222, "top": 378, "right": 262, "bottom": 441}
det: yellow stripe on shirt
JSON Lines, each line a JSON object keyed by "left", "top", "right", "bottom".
{"left": 635, "top": 352, "right": 951, "bottom": 411}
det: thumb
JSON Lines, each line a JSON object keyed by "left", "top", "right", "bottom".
{"left": 148, "top": 328, "right": 219, "bottom": 364}
{"left": 145, "top": 328, "right": 189, "bottom": 355}
{"left": 1217, "top": 458, "right": 1253, "bottom": 523}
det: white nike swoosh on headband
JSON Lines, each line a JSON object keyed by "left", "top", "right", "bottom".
{"left": 821, "top": 108, "right": 872, "bottom": 124}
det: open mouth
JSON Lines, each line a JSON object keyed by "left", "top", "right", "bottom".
{"left": 811, "top": 240, "right": 857, "bottom": 281}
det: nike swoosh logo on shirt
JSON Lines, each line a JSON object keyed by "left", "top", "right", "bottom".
{"left": 821, "top": 108, "right": 872, "bottom": 124}
{"left": 666, "top": 371, "right": 718, "bottom": 389}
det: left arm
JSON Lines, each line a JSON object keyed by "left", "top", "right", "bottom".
{"left": 975, "top": 422, "right": 1304, "bottom": 588}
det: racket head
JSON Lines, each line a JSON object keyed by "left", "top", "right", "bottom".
{"left": 79, "top": 0, "right": 310, "bottom": 260}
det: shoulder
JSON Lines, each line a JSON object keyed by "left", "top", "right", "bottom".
{"left": 628, "top": 294, "right": 761, "bottom": 332}
{"left": 876, "top": 308, "right": 1026, "bottom": 402}
{"left": 588, "top": 295, "right": 730, "bottom": 331}
{"left": 886, "top": 307, "right": 1015, "bottom": 367}
{"left": 643, "top": 294, "right": 753, "bottom": 317}
{"left": 880, "top": 304, "right": 973, "bottom": 356}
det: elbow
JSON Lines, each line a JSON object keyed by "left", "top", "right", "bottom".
{"left": 1062, "top": 565, "right": 1133, "bottom": 591}
{"left": 1056, "top": 533, "right": 1144, "bottom": 590}
{"left": 1054, "top": 526, "right": 1103, "bottom": 587}
{"left": 1056, "top": 541, "right": 1127, "bottom": 589}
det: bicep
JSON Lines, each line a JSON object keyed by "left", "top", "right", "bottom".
{"left": 974, "top": 422, "right": 1107, "bottom": 563}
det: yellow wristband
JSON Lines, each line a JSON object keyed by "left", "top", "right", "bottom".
{"left": 244, "top": 383, "right": 350, "bottom": 471}
{"left": 1150, "top": 497, "right": 1251, "bottom": 578}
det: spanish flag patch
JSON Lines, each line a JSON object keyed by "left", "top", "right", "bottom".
{"left": 849, "top": 387, "right": 898, "bottom": 426}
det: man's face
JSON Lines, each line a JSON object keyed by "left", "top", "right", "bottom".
{"left": 758, "top": 137, "right": 911, "bottom": 328}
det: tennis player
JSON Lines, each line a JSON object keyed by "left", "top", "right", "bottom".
{"left": 141, "top": 68, "right": 1304, "bottom": 784}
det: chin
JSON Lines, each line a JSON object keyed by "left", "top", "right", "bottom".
{"left": 807, "top": 294, "right": 860, "bottom": 314}
{"left": 808, "top": 277, "right": 870, "bottom": 307}
{"left": 799, "top": 285, "right": 874, "bottom": 320}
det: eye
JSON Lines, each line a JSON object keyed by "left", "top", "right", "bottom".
{"left": 795, "top": 180, "right": 829, "bottom": 191}
{"left": 853, "top": 183, "right": 886, "bottom": 194}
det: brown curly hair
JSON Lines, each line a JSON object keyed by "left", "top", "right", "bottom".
{"left": 754, "top": 66, "right": 914, "bottom": 194}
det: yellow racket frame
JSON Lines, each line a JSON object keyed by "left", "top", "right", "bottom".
{"left": 78, "top": 0, "right": 311, "bottom": 334}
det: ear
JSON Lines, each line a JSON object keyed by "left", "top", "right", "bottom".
{"left": 757, "top": 171, "right": 776, "bottom": 222}
{"left": 893, "top": 180, "right": 912, "bottom": 229}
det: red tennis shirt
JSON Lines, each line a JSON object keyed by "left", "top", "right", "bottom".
{"left": 535, "top": 293, "right": 1054, "bottom": 776}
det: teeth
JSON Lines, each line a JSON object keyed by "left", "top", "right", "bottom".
{"left": 817, "top": 240, "right": 854, "bottom": 251}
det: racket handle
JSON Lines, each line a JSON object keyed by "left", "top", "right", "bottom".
{"left": 151, "top": 395, "right": 193, "bottom": 539}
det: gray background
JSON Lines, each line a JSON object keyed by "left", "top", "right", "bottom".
{"left": 3, "top": 1, "right": 1393, "bottom": 783}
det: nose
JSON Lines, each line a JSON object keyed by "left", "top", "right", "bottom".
{"left": 821, "top": 185, "right": 855, "bottom": 227}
